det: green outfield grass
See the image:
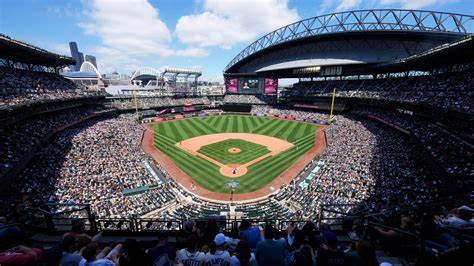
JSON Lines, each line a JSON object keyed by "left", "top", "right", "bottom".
{"left": 198, "top": 139, "right": 271, "bottom": 165}
{"left": 152, "top": 116, "right": 317, "bottom": 193}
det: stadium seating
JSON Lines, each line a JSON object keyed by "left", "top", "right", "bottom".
{"left": 107, "top": 96, "right": 211, "bottom": 109}
{"left": 290, "top": 69, "right": 474, "bottom": 113}
{"left": 0, "top": 67, "right": 105, "bottom": 108}
{"left": 1, "top": 67, "right": 472, "bottom": 266}
{"left": 223, "top": 94, "right": 277, "bottom": 104}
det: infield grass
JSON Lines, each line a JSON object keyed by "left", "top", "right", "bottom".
{"left": 152, "top": 116, "right": 317, "bottom": 193}
{"left": 198, "top": 139, "right": 271, "bottom": 165}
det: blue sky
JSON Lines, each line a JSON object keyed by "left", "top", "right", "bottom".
{"left": 1, "top": 0, "right": 473, "bottom": 81}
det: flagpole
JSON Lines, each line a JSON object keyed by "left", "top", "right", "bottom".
{"left": 329, "top": 88, "right": 336, "bottom": 123}
{"left": 132, "top": 89, "right": 140, "bottom": 122}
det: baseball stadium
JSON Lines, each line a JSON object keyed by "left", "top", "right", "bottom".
{"left": 0, "top": 3, "right": 474, "bottom": 266}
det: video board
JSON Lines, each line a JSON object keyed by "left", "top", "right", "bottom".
{"left": 225, "top": 78, "right": 238, "bottom": 93}
{"left": 264, "top": 78, "right": 278, "bottom": 94}
{"left": 239, "top": 78, "right": 262, "bottom": 94}
{"left": 225, "top": 77, "right": 278, "bottom": 94}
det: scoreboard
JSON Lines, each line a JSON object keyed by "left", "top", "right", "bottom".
{"left": 239, "top": 78, "right": 261, "bottom": 94}
{"left": 225, "top": 77, "right": 277, "bottom": 94}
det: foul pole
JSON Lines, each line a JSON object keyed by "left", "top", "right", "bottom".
{"left": 132, "top": 89, "right": 140, "bottom": 121}
{"left": 329, "top": 88, "right": 336, "bottom": 123}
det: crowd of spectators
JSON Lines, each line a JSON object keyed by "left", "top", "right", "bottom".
{"left": 1, "top": 113, "right": 176, "bottom": 224}
{"left": 223, "top": 94, "right": 277, "bottom": 104}
{"left": 2, "top": 206, "right": 472, "bottom": 266}
{"left": 1, "top": 104, "right": 472, "bottom": 264}
{"left": 352, "top": 106, "right": 473, "bottom": 176}
{"left": 108, "top": 96, "right": 211, "bottom": 110}
{"left": 275, "top": 115, "right": 447, "bottom": 221}
{"left": 250, "top": 105, "right": 329, "bottom": 122}
{"left": 290, "top": 69, "right": 473, "bottom": 113}
{"left": 2, "top": 103, "right": 467, "bottom": 228}
{"left": 0, "top": 67, "right": 105, "bottom": 108}
{"left": 0, "top": 105, "right": 103, "bottom": 176}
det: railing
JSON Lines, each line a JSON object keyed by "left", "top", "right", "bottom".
{"left": 36, "top": 199, "right": 457, "bottom": 233}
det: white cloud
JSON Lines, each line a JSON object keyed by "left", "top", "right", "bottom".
{"left": 379, "top": 0, "right": 456, "bottom": 9}
{"left": 317, "top": 0, "right": 337, "bottom": 15}
{"left": 335, "top": 0, "right": 362, "bottom": 11}
{"left": 175, "top": 48, "right": 209, "bottom": 57}
{"left": 322, "top": 0, "right": 459, "bottom": 12}
{"left": 79, "top": 0, "right": 173, "bottom": 71}
{"left": 175, "top": 0, "right": 299, "bottom": 49}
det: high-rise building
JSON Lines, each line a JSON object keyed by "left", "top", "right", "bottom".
{"left": 78, "top": 52, "right": 84, "bottom": 69}
{"left": 69, "top": 42, "right": 84, "bottom": 71}
{"left": 85, "top": 55, "right": 97, "bottom": 68}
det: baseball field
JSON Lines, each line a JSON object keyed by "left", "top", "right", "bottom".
{"left": 152, "top": 115, "right": 317, "bottom": 193}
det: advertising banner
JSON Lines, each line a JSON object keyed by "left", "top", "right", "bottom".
{"left": 183, "top": 105, "right": 195, "bottom": 112}
{"left": 175, "top": 115, "right": 184, "bottom": 119}
{"left": 264, "top": 78, "right": 278, "bottom": 94}
{"left": 225, "top": 78, "right": 238, "bottom": 93}
{"left": 157, "top": 109, "right": 169, "bottom": 115}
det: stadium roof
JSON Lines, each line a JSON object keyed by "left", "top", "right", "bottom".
{"left": 224, "top": 9, "right": 474, "bottom": 75}
{"left": 376, "top": 34, "right": 474, "bottom": 71}
{"left": 0, "top": 34, "right": 75, "bottom": 67}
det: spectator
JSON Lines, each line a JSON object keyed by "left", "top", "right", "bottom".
{"left": 177, "top": 235, "right": 206, "bottom": 265}
{"left": 60, "top": 236, "right": 83, "bottom": 266}
{"left": 118, "top": 239, "right": 147, "bottom": 266}
{"left": 256, "top": 224, "right": 285, "bottom": 266}
{"left": 436, "top": 206, "right": 474, "bottom": 229}
{"left": 79, "top": 242, "right": 120, "bottom": 266}
{"left": 230, "top": 241, "right": 256, "bottom": 266}
{"left": 205, "top": 233, "right": 231, "bottom": 265}
{"left": 239, "top": 221, "right": 261, "bottom": 250}
{"left": 0, "top": 245, "right": 43, "bottom": 266}
{"left": 316, "top": 230, "right": 347, "bottom": 266}
{"left": 147, "top": 231, "right": 176, "bottom": 265}
{"left": 355, "top": 240, "right": 378, "bottom": 266}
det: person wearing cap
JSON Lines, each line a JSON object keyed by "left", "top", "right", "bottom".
{"left": 205, "top": 233, "right": 231, "bottom": 266}
{"left": 147, "top": 231, "right": 176, "bottom": 265}
{"left": 316, "top": 230, "right": 348, "bottom": 266}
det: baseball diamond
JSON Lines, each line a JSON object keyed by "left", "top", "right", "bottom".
{"left": 151, "top": 115, "right": 317, "bottom": 194}
{"left": 197, "top": 138, "right": 271, "bottom": 165}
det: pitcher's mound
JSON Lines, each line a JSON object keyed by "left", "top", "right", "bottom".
{"left": 227, "top": 148, "right": 241, "bottom": 153}
{"left": 220, "top": 164, "right": 247, "bottom": 177}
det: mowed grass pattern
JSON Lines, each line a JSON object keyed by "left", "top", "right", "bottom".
{"left": 152, "top": 116, "right": 316, "bottom": 193}
{"left": 198, "top": 138, "right": 271, "bottom": 165}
